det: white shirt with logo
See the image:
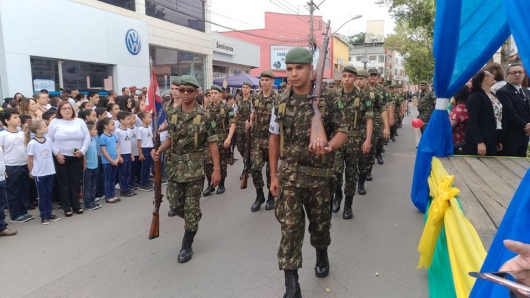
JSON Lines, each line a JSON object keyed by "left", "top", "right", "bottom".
{"left": 129, "top": 127, "right": 139, "bottom": 156}
{"left": 27, "top": 138, "right": 59, "bottom": 177}
{"left": 137, "top": 126, "right": 154, "bottom": 148}
{"left": 115, "top": 127, "right": 132, "bottom": 155}
{"left": 0, "top": 130, "right": 27, "bottom": 166}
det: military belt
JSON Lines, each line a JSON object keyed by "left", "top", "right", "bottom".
{"left": 176, "top": 152, "right": 202, "bottom": 162}
{"left": 297, "top": 166, "right": 332, "bottom": 178}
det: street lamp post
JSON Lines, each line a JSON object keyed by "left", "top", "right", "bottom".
{"left": 333, "top": 14, "right": 362, "bottom": 34}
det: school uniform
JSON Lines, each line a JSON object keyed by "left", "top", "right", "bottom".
{"left": 137, "top": 126, "right": 154, "bottom": 187}
{"left": 115, "top": 127, "right": 133, "bottom": 193}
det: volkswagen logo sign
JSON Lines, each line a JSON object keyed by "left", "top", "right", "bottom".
{"left": 125, "top": 29, "right": 141, "bottom": 55}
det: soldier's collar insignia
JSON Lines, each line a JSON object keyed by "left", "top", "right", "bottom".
{"left": 337, "top": 100, "right": 344, "bottom": 110}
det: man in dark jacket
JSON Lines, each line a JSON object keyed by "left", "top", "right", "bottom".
{"left": 496, "top": 63, "right": 530, "bottom": 157}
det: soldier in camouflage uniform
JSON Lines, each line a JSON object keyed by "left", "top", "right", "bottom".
{"left": 417, "top": 81, "right": 437, "bottom": 133}
{"left": 165, "top": 79, "right": 181, "bottom": 217}
{"left": 332, "top": 67, "right": 373, "bottom": 220}
{"left": 235, "top": 82, "right": 253, "bottom": 178}
{"left": 356, "top": 69, "right": 389, "bottom": 195}
{"left": 268, "top": 47, "right": 348, "bottom": 298}
{"left": 202, "top": 84, "right": 236, "bottom": 196}
{"left": 249, "top": 70, "right": 278, "bottom": 212}
{"left": 389, "top": 85, "right": 400, "bottom": 141}
{"left": 152, "top": 75, "right": 221, "bottom": 264}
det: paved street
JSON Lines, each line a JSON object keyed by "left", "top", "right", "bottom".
{"left": 2, "top": 112, "right": 428, "bottom": 298}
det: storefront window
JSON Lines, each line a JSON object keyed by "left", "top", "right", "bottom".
{"left": 146, "top": 0, "right": 205, "bottom": 32}
{"left": 149, "top": 45, "right": 205, "bottom": 91}
{"left": 30, "top": 58, "right": 113, "bottom": 92}
{"left": 99, "top": 0, "right": 135, "bottom": 11}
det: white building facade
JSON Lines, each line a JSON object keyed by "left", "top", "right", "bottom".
{"left": 212, "top": 32, "right": 260, "bottom": 80}
{"left": 0, "top": 0, "right": 214, "bottom": 98}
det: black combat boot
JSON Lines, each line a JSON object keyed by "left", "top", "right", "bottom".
{"left": 376, "top": 149, "right": 384, "bottom": 165}
{"left": 216, "top": 178, "right": 226, "bottom": 194}
{"left": 390, "top": 133, "right": 396, "bottom": 142}
{"left": 265, "top": 191, "right": 275, "bottom": 210}
{"left": 358, "top": 175, "right": 367, "bottom": 195}
{"left": 283, "top": 270, "right": 302, "bottom": 298}
{"left": 332, "top": 189, "right": 343, "bottom": 213}
{"left": 202, "top": 177, "right": 215, "bottom": 196}
{"left": 177, "top": 230, "right": 197, "bottom": 263}
{"left": 314, "top": 249, "right": 330, "bottom": 278}
{"left": 251, "top": 188, "right": 266, "bottom": 212}
{"left": 343, "top": 195, "right": 353, "bottom": 220}
{"left": 365, "top": 172, "right": 373, "bottom": 181}
{"left": 168, "top": 208, "right": 178, "bottom": 217}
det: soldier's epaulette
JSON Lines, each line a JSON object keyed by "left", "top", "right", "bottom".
{"left": 196, "top": 105, "right": 206, "bottom": 115}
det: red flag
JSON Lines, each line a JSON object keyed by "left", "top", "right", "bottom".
{"left": 145, "top": 68, "right": 166, "bottom": 125}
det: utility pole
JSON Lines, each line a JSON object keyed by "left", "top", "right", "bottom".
{"left": 306, "top": 0, "right": 325, "bottom": 54}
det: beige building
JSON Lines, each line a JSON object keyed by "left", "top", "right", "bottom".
{"left": 366, "top": 20, "right": 385, "bottom": 42}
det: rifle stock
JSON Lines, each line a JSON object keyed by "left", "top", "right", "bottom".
{"left": 309, "top": 20, "right": 331, "bottom": 147}
{"left": 148, "top": 132, "right": 163, "bottom": 240}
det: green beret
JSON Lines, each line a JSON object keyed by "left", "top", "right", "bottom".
{"left": 343, "top": 65, "right": 358, "bottom": 75}
{"left": 211, "top": 84, "right": 223, "bottom": 92}
{"left": 179, "top": 75, "right": 199, "bottom": 88}
{"left": 285, "top": 47, "right": 313, "bottom": 64}
{"left": 368, "top": 68, "right": 379, "bottom": 75}
{"left": 419, "top": 81, "right": 428, "bottom": 85}
{"left": 261, "top": 70, "right": 275, "bottom": 78}
{"left": 242, "top": 81, "right": 252, "bottom": 88}
{"left": 171, "top": 78, "right": 180, "bottom": 86}
{"left": 357, "top": 69, "right": 370, "bottom": 78}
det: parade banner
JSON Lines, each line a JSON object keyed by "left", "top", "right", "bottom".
{"left": 270, "top": 45, "right": 319, "bottom": 70}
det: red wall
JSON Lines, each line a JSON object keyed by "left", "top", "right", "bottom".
{"left": 221, "top": 12, "right": 333, "bottom": 79}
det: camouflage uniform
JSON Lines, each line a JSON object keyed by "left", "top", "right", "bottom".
{"left": 391, "top": 90, "right": 401, "bottom": 137}
{"left": 417, "top": 88, "right": 437, "bottom": 132}
{"left": 271, "top": 91, "right": 347, "bottom": 270}
{"left": 235, "top": 97, "right": 253, "bottom": 164}
{"left": 203, "top": 101, "right": 235, "bottom": 179}
{"left": 251, "top": 90, "right": 278, "bottom": 189}
{"left": 334, "top": 87, "right": 374, "bottom": 196}
{"left": 360, "top": 87, "right": 387, "bottom": 175}
{"left": 165, "top": 103, "right": 218, "bottom": 231}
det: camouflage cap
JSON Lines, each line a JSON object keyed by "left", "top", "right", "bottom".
{"left": 179, "top": 75, "right": 199, "bottom": 88}
{"left": 261, "top": 70, "right": 275, "bottom": 78}
{"left": 242, "top": 81, "right": 252, "bottom": 88}
{"left": 342, "top": 65, "right": 358, "bottom": 75}
{"left": 285, "top": 47, "right": 313, "bottom": 64}
{"left": 368, "top": 68, "right": 379, "bottom": 75}
{"left": 357, "top": 69, "right": 370, "bottom": 78}
{"left": 211, "top": 84, "right": 223, "bottom": 92}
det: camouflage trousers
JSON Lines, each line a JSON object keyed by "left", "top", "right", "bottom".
{"left": 334, "top": 137, "right": 364, "bottom": 196}
{"left": 204, "top": 142, "right": 228, "bottom": 178}
{"left": 374, "top": 114, "right": 384, "bottom": 150}
{"left": 251, "top": 141, "right": 271, "bottom": 190}
{"left": 236, "top": 129, "right": 248, "bottom": 164}
{"left": 167, "top": 179, "right": 204, "bottom": 232}
{"left": 275, "top": 181, "right": 332, "bottom": 270}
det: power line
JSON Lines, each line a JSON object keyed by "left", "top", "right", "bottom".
{"left": 277, "top": 0, "right": 300, "bottom": 14}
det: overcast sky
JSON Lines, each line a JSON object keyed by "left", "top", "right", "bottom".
{"left": 210, "top": 0, "right": 395, "bottom": 37}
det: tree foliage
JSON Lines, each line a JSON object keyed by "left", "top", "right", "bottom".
{"left": 347, "top": 32, "right": 366, "bottom": 45}
{"left": 383, "top": 0, "right": 435, "bottom": 83}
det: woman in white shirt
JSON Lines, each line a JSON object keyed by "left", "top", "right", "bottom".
{"left": 47, "top": 102, "right": 91, "bottom": 217}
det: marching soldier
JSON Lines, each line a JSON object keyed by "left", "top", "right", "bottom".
{"left": 417, "top": 81, "right": 437, "bottom": 133}
{"left": 165, "top": 79, "right": 181, "bottom": 217}
{"left": 235, "top": 82, "right": 253, "bottom": 178}
{"left": 202, "top": 85, "right": 236, "bottom": 196}
{"left": 358, "top": 69, "right": 389, "bottom": 194}
{"left": 152, "top": 75, "right": 221, "bottom": 263}
{"left": 268, "top": 47, "right": 348, "bottom": 297}
{"left": 332, "top": 67, "right": 374, "bottom": 219}
{"left": 248, "top": 70, "right": 278, "bottom": 212}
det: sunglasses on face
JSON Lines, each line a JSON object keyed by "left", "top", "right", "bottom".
{"left": 179, "top": 88, "right": 196, "bottom": 94}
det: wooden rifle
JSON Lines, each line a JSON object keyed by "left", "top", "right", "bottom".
{"left": 148, "top": 113, "right": 163, "bottom": 240}
{"left": 309, "top": 20, "right": 331, "bottom": 148}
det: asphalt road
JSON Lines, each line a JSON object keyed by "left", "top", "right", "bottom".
{"left": 2, "top": 112, "right": 428, "bottom": 298}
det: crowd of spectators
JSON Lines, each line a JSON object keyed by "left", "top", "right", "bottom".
{"left": 449, "top": 62, "right": 530, "bottom": 157}
{"left": 0, "top": 86, "right": 155, "bottom": 236}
